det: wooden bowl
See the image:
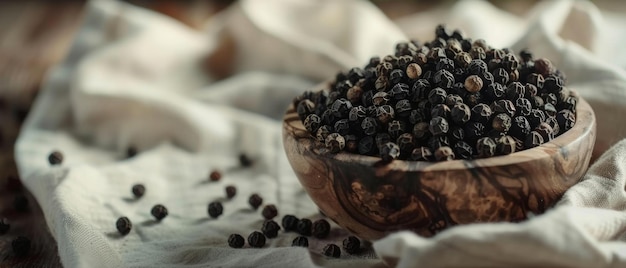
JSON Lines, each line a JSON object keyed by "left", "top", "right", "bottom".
{"left": 282, "top": 82, "right": 596, "bottom": 241}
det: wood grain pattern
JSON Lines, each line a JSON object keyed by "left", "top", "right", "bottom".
{"left": 283, "top": 82, "right": 596, "bottom": 241}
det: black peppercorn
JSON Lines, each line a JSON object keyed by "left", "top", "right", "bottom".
{"left": 450, "top": 127, "right": 465, "bottom": 142}
{"left": 483, "top": 83, "right": 505, "bottom": 101}
{"left": 387, "top": 120, "right": 406, "bottom": 139}
{"left": 151, "top": 204, "right": 168, "bottom": 221}
{"left": 361, "top": 117, "right": 378, "bottom": 136}
{"left": 492, "top": 113, "right": 512, "bottom": 132}
{"left": 346, "top": 86, "right": 363, "bottom": 104}
{"left": 323, "top": 244, "right": 341, "bottom": 258}
{"left": 239, "top": 153, "right": 253, "bottom": 167}
{"left": 451, "top": 103, "right": 471, "bottom": 124}
{"left": 325, "top": 133, "right": 345, "bottom": 153}
{"left": 389, "top": 69, "right": 405, "bottom": 85}
{"left": 527, "top": 73, "right": 545, "bottom": 89}
{"left": 395, "top": 99, "right": 412, "bottom": 118}
{"left": 544, "top": 103, "right": 557, "bottom": 117}
{"left": 525, "top": 131, "right": 544, "bottom": 148}
{"left": 375, "top": 133, "right": 392, "bottom": 150}
{"left": 455, "top": 52, "right": 472, "bottom": 68}
{"left": 446, "top": 94, "right": 464, "bottom": 107}
{"left": 428, "top": 135, "right": 450, "bottom": 150}
{"left": 127, "top": 147, "right": 138, "bottom": 158}
{"left": 535, "top": 122, "right": 555, "bottom": 141}
{"left": 208, "top": 202, "right": 224, "bottom": 219}
{"left": 116, "top": 217, "right": 132, "bottom": 235}
{"left": 433, "top": 69, "right": 455, "bottom": 88}
{"left": 333, "top": 119, "right": 350, "bottom": 136}
{"left": 345, "top": 135, "right": 359, "bottom": 153}
{"left": 434, "top": 146, "right": 455, "bottom": 161}
{"left": 376, "top": 105, "right": 395, "bottom": 125}
{"left": 48, "top": 151, "right": 64, "bottom": 165}
{"left": 534, "top": 58, "right": 554, "bottom": 76}
{"left": 544, "top": 93, "right": 558, "bottom": 106}
{"left": 12, "top": 236, "right": 31, "bottom": 257}
{"left": 408, "top": 109, "right": 426, "bottom": 125}
{"left": 396, "top": 133, "right": 415, "bottom": 154}
{"left": 492, "top": 68, "right": 509, "bottom": 85}
{"left": 343, "top": 236, "right": 361, "bottom": 254}
{"left": 453, "top": 141, "right": 473, "bottom": 159}
{"left": 411, "top": 79, "right": 431, "bottom": 102}
{"left": 379, "top": 142, "right": 401, "bottom": 163}
{"left": 519, "top": 49, "right": 533, "bottom": 62}
{"left": 528, "top": 109, "right": 546, "bottom": 128}
{"left": 543, "top": 75, "right": 564, "bottom": 94}
{"left": 228, "top": 234, "right": 245, "bottom": 248}
{"left": 431, "top": 104, "right": 451, "bottom": 119}
{"left": 312, "top": 219, "right": 331, "bottom": 238}
{"left": 209, "top": 170, "right": 222, "bottom": 182}
{"left": 14, "top": 195, "right": 29, "bottom": 212}
{"left": 429, "top": 116, "right": 449, "bottom": 136}
{"left": 225, "top": 185, "right": 237, "bottom": 199}
{"left": 374, "top": 76, "right": 389, "bottom": 91}
{"left": 131, "top": 184, "right": 145, "bottom": 198}
{"left": 248, "top": 194, "right": 263, "bottom": 210}
{"left": 468, "top": 59, "right": 488, "bottom": 75}
{"left": 292, "top": 236, "right": 309, "bottom": 247}
{"left": 557, "top": 110, "right": 575, "bottom": 132}
{"left": 297, "top": 99, "right": 315, "bottom": 120}
{"left": 546, "top": 116, "right": 560, "bottom": 136}
{"left": 358, "top": 136, "right": 376, "bottom": 155}
{"left": 304, "top": 114, "right": 322, "bottom": 134}
{"left": 476, "top": 137, "right": 497, "bottom": 158}
{"left": 515, "top": 98, "right": 532, "bottom": 116}
{"left": 248, "top": 231, "right": 266, "bottom": 248}
{"left": 348, "top": 106, "right": 367, "bottom": 122}
{"left": 282, "top": 215, "right": 299, "bottom": 232}
{"left": 464, "top": 121, "right": 486, "bottom": 143}
{"left": 510, "top": 116, "right": 531, "bottom": 138}
{"left": 496, "top": 135, "right": 517, "bottom": 155}
{"left": 470, "top": 103, "right": 492, "bottom": 124}
{"left": 261, "top": 205, "right": 278, "bottom": 220}
{"left": 470, "top": 46, "right": 486, "bottom": 61}
{"left": 0, "top": 218, "right": 11, "bottom": 235}
{"left": 411, "top": 146, "right": 433, "bottom": 161}
{"left": 297, "top": 218, "right": 313, "bottom": 236}
{"left": 261, "top": 220, "right": 281, "bottom": 238}
{"left": 428, "top": 87, "right": 447, "bottom": 105}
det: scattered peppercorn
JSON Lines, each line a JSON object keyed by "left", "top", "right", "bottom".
{"left": 225, "top": 185, "right": 237, "bottom": 199}
{"left": 261, "top": 220, "right": 281, "bottom": 238}
{"left": 343, "top": 236, "right": 361, "bottom": 254}
{"left": 228, "top": 234, "right": 245, "bottom": 248}
{"left": 297, "top": 218, "right": 313, "bottom": 236}
{"left": 151, "top": 204, "right": 168, "bottom": 221}
{"left": 261, "top": 205, "right": 278, "bottom": 220}
{"left": 116, "top": 217, "right": 132, "bottom": 235}
{"left": 247, "top": 231, "right": 266, "bottom": 248}
{"left": 248, "top": 194, "right": 263, "bottom": 210}
{"left": 292, "top": 236, "right": 309, "bottom": 247}
{"left": 282, "top": 215, "right": 299, "bottom": 232}
{"left": 208, "top": 202, "right": 224, "bottom": 219}
{"left": 239, "top": 153, "right": 254, "bottom": 167}
{"left": 209, "top": 170, "right": 222, "bottom": 182}
{"left": 48, "top": 151, "right": 63, "bottom": 165}
{"left": 312, "top": 219, "right": 331, "bottom": 239}
{"left": 132, "top": 184, "right": 145, "bottom": 198}
{"left": 12, "top": 236, "right": 31, "bottom": 257}
{"left": 323, "top": 244, "right": 341, "bottom": 258}
{"left": 0, "top": 218, "right": 10, "bottom": 235}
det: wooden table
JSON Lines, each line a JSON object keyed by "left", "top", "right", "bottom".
{"left": 0, "top": 0, "right": 619, "bottom": 267}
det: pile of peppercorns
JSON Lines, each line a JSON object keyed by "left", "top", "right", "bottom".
{"left": 294, "top": 25, "right": 577, "bottom": 162}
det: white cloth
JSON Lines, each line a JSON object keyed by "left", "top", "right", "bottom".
{"left": 14, "top": 0, "right": 626, "bottom": 267}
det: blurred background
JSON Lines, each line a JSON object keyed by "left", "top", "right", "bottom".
{"left": 0, "top": 0, "right": 625, "bottom": 267}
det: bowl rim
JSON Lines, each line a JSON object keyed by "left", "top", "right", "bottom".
{"left": 283, "top": 81, "right": 596, "bottom": 172}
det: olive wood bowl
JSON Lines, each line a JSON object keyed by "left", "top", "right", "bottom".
{"left": 282, "top": 82, "right": 596, "bottom": 241}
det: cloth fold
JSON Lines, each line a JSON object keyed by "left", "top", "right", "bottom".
{"left": 14, "top": 0, "right": 626, "bottom": 267}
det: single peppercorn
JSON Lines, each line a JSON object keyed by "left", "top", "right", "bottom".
{"left": 151, "top": 204, "right": 168, "bottom": 221}
{"left": 428, "top": 87, "right": 447, "bottom": 105}
{"left": 451, "top": 103, "right": 471, "bottom": 124}
{"left": 476, "top": 137, "right": 497, "bottom": 158}
{"left": 406, "top": 63, "right": 422, "bottom": 79}
{"left": 534, "top": 58, "right": 554, "bottom": 76}
{"left": 208, "top": 202, "right": 224, "bottom": 219}
{"left": 225, "top": 185, "right": 237, "bottom": 199}
{"left": 510, "top": 116, "right": 531, "bottom": 138}
{"left": 12, "top": 236, "right": 31, "bottom": 257}
{"left": 396, "top": 133, "right": 415, "bottom": 153}
{"left": 395, "top": 100, "right": 412, "bottom": 118}
{"left": 483, "top": 83, "right": 505, "bottom": 101}
{"left": 429, "top": 117, "right": 449, "bottom": 136}
{"left": 228, "top": 234, "right": 245, "bottom": 248}
{"left": 304, "top": 114, "right": 322, "bottom": 134}
{"left": 131, "top": 184, "right": 145, "bottom": 198}
{"left": 325, "top": 133, "right": 345, "bottom": 153}
{"left": 557, "top": 110, "right": 576, "bottom": 132}
{"left": 464, "top": 75, "right": 483, "bottom": 93}
{"left": 297, "top": 218, "right": 313, "bottom": 236}
{"left": 379, "top": 142, "right": 401, "bottom": 163}
{"left": 261, "top": 204, "right": 278, "bottom": 220}
{"left": 282, "top": 215, "right": 299, "bottom": 232}
{"left": 239, "top": 153, "right": 253, "bottom": 167}
{"left": 292, "top": 236, "right": 309, "bottom": 247}
{"left": 387, "top": 120, "right": 406, "bottom": 139}
{"left": 453, "top": 141, "right": 474, "bottom": 160}
{"left": 492, "top": 113, "right": 512, "bottom": 132}
{"left": 209, "top": 170, "right": 222, "bottom": 182}
{"left": 434, "top": 146, "right": 455, "bottom": 161}
{"left": 0, "top": 218, "right": 10, "bottom": 235}
{"left": 358, "top": 136, "right": 376, "bottom": 155}
{"left": 525, "top": 131, "right": 544, "bottom": 148}
{"left": 343, "top": 236, "right": 361, "bottom": 254}
{"left": 496, "top": 135, "right": 517, "bottom": 155}
{"left": 48, "top": 151, "right": 64, "bottom": 165}
{"left": 297, "top": 99, "right": 315, "bottom": 120}
{"left": 376, "top": 105, "right": 395, "bottom": 125}
{"left": 116, "top": 217, "right": 132, "bottom": 235}
{"left": 323, "top": 244, "right": 341, "bottom": 258}
{"left": 312, "top": 219, "right": 331, "bottom": 239}
{"left": 411, "top": 146, "right": 433, "bottom": 161}
{"left": 261, "top": 220, "right": 281, "bottom": 238}
{"left": 248, "top": 194, "right": 263, "bottom": 210}
{"left": 248, "top": 231, "right": 266, "bottom": 248}
{"left": 471, "top": 103, "right": 492, "bottom": 124}
{"left": 431, "top": 104, "right": 451, "bottom": 119}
